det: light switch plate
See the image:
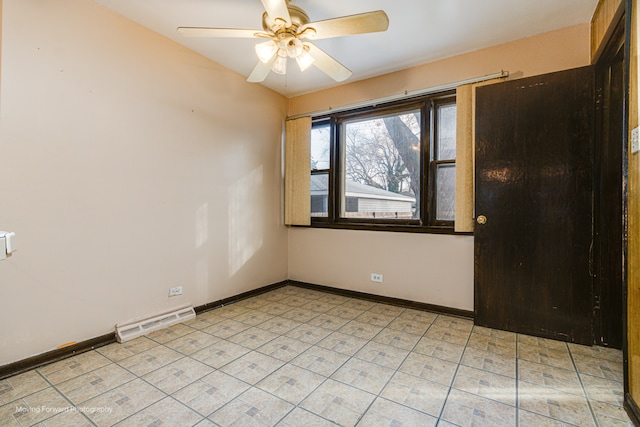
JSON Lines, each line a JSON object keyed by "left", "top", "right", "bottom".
{"left": 632, "top": 127, "right": 640, "bottom": 154}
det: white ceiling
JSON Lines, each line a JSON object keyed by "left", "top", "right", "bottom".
{"left": 92, "top": 0, "right": 599, "bottom": 98}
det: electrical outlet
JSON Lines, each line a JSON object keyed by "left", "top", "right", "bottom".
{"left": 169, "top": 286, "right": 183, "bottom": 297}
{"left": 632, "top": 127, "right": 640, "bottom": 154}
{"left": 370, "top": 273, "right": 383, "bottom": 283}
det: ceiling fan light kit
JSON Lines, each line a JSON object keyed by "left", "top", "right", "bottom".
{"left": 272, "top": 54, "right": 288, "bottom": 75}
{"left": 255, "top": 40, "right": 278, "bottom": 63}
{"left": 177, "top": 0, "right": 389, "bottom": 83}
{"left": 296, "top": 46, "right": 315, "bottom": 71}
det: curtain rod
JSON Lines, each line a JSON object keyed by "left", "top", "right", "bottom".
{"left": 287, "top": 70, "right": 509, "bottom": 120}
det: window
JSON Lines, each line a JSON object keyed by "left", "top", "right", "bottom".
{"left": 310, "top": 92, "right": 457, "bottom": 232}
{"left": 432, "top": 102, "right": 457, "bottom": 224}
{"left": 310, "top": 122, "right": 330, "bottom": 218}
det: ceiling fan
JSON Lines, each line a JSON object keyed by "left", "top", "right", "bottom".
{"left": 177, "top": 0, "right": 389, "bottom": 83}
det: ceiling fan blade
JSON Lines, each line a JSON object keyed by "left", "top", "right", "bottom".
{"left": 305, "top": 43, "right": 352, "bottom": 82}
{"left": 260, "top": 0, "right": 291, "bottom": 25}
{"left": 301, "top": 10, "right": 389, "bottom": 40}
{"left": 247, "top": 54, "right": 277, "bottom": 82}
{"left": 177, "top": 27, "right": 261, "bottom": 38}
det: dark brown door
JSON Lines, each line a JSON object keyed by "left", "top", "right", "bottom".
{"left": 475, "top": 66, "right": 595, "bottom": 344}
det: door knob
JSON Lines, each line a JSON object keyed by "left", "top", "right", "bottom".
{"left": 476, "top": 215, "right": 487, "bottom": 225}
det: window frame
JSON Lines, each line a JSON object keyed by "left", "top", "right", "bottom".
{"left": 308, "top": 90, "right": 461, "bottom": 234}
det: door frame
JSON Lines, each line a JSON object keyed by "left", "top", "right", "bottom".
{"left": 621, "top": 0, "right": 633, "bottom": 418}
{"left": 594, "top": 15, "right": 626, "bottom": 349}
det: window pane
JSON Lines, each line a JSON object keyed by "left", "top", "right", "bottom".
{"left": 311, "top": 124, "right": 330, "bottom": 170}
{"left": 342, "top": 111, "right": 420, "bottom": 219}
{"left": 435, "top": 163, "right": 455, "bottom": 221}
{"left": 437, "top": 104, "right": 456, "bottom": 160}
{"left": 310, "top": 173, "right": 328, "bottom": 217}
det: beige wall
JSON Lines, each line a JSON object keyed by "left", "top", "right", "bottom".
{"left": 289, "top": 229, "right": 474, "bottom": 310}
{"left": 0, "top": 0, "right": 288, "bottom": 365}
{"left": 288, "top": 24, "right": 591, "bottom": 116}
{"left": 287, "top": 24, "right": 591, "bottom": 311}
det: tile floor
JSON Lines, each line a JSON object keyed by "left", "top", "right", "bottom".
{"left": 0, "top": 285, "right": 634, "bottom": 426}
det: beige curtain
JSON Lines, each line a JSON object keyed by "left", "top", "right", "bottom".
{"left": 455, "top": 77, "right": 506, "bottom": 232}
{"left": 284, "top": 116, "right": 312, "bottom": 226}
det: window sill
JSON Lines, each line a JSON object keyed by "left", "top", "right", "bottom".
{"left": 293, "top": 221, "right": 472, "bottom": 236}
